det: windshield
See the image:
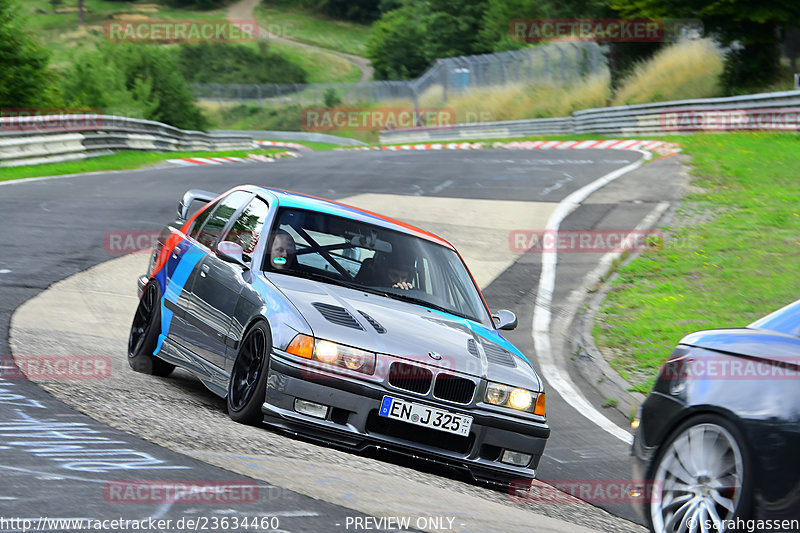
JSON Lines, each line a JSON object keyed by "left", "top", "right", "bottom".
{"left": 262, "top": 207, "right": 491, "bottom": 326}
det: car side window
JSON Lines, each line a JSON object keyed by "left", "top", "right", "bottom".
{"left": 222, "top": 198, "right": 270, "bottom": 258}
{"left": 195, "top": 191, "right": 253, "bottom": 250}
{"left": 189, "top": 201, "right": 218, "bottom": 239}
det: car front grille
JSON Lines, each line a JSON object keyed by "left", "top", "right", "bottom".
{"left": 433, "top": 373, "right": 476, "bottom": 404}
{"left": 387, "top": 362, "right": 432, "bottom": 394}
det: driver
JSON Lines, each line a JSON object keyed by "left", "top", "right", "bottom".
{"left": 384, "top": 257, "right": 415, "bottom": 290}
{"left": 268, "top": 229, "right": 297, "bottom": 270}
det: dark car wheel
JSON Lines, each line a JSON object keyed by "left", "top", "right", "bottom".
{"left": 127, "top": 281, "right": 175, "bottom": 377}
{"left": 227, "top": 321, "right": 272, "bottom": 425}
{"left": 649, "top": 414, "right": 752, "bottom": 533}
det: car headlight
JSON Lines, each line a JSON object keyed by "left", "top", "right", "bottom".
{"left": 485, "top": 382, "right": 545, "bottom": 415}
{"left": 286, "top": 334, "right": 376, "bottom": 375}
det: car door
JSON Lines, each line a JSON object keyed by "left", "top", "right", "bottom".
{"left": 157, "top": 197, "right": 220, "bottom": 355}
{"left": 176, "top": 190, "right": 254, "bottom": 368}
{"left": 187, "top": 194, "right": 270, "bottom": 370}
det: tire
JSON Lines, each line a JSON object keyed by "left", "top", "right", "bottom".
{"left": 648, "top": 414, "right": 753, "bottom": 533}
{"left": 227, "top": 321, "right": 272, "bottom": 425}
{"left": 127, "top": 281, "right": 175, "bottom": 377}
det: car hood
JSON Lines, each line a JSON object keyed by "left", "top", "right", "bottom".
{"left": 268, "top": 274, "right": 542, "bottom": 390}
{"left": 680, "top": 328, "right": 800, "bottom": 362}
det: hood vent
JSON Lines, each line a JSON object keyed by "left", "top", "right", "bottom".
{"left": 358, "top": 310, "right": 386, "bottom": 334}
{"left": 312, "top": 302, "right": 364, "bottom": 330}
{"left": 466, "top": 338, "right": 480, "bottom": 358}
{"left": 481, "top": 341, "right": 517, "bottom": 367}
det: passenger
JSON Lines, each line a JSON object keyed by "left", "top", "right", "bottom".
{"left": 268, "top": 229, "right": 297, "bottom": 271}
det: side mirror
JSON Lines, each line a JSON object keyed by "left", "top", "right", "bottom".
{"left": 492, "top": 309, "right": 518, "bottom": 331}
{"left": 217, "top": 241, "right": 249, "bottom": 269}
{"left": 177, "top": 189, "right": 217, "bottom": 221}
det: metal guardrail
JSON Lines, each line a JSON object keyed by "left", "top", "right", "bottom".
{"left": 0, "top": 114, "right": 254, "bottom": 167}
{"left": 211, "top": 130, "right": 367, "bottom": 146}
{"left": 377, "top": 117, "right": 573, "bottom": 144}
{"left": 379, "top": 90, "right": 800, "bottom": 143}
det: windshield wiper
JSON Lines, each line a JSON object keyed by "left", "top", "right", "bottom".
{"left": 380, "top": 292, "right": 473, "bottom": 321}
{"left": 273, "top": 269, "right": 386, "bottom": 295}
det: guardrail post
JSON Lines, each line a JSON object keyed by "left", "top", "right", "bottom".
{"left": 541, "top": 48, "right": 550, "bottom": 81}
{"left": 439, "top": 60, "right": 448, "bottom": 104}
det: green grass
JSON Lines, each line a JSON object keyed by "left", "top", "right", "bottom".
{"left": 19, "top": 0, "right": 230, "bottom": 68}
{"left": 266, "top": 140, "right": 341, "bottom": 151}
{"left": 593, "top": 132, "right": 800, "bottom": 393}
{"left": 268, "top": 41, "right": 360, "bottom": 83}
{"left": 253, "top": 1, "right": 370, "bottom": 56}
{"left": 0, "top": 148, "right": 282, "bottom": 182}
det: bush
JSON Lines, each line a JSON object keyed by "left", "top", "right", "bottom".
{"left": 323, "top": 87, "right": 342, "bottom": 107}
{"left": 176, "top": 42, "right": 307, "bottom": 85}
{"left": 61, "top": 44, "right": 207, "bottom": 130}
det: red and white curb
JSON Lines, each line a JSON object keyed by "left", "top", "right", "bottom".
{"left": 335, "top": 139, "right": 680, "bottom": 156}
{"left": 336, "top": 142, "right": 482, "bottom": 151}
{"left": 494, "top": 139, "right": 680, "bottom": 155}
{"left": 166, "top": 152, "right": 298, "bottom": 166}
{"left": 255, "top": 140, "right": 312, "bottom": 152}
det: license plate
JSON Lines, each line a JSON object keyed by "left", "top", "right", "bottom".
{"left": 379, "top": 396, "right": 472, "bottom": 437}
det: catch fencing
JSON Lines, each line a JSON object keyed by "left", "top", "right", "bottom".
{"left": 193, "top": 42, "right": 605, "bottom": 107}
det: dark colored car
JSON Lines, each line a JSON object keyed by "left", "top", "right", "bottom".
{"left": 632, "top": 299, "right": 800, "bottom": 532}
{"left": 128, "top": 185, "right": 550, "bottom": 484}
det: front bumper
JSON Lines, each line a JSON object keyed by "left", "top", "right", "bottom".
{"left": 262, "top": 352, "right": 550, "bottom": 483}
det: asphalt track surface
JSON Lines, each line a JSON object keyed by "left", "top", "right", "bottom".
{"left": 0, "top": 149, "right": 683, "bottom": 531}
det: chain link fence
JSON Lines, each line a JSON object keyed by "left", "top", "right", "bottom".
{"left": 193, "top": 42, "right": 605, "bottom": 107}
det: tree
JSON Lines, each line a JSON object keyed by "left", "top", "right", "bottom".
{"left": 0, "top": 0, "right": 57, "bottom": 108}
{"left": 609, "top": 0, "right": 800, "bottom": 91}
{"left": 367, "top": 4, "right": 430, "bottom": 79}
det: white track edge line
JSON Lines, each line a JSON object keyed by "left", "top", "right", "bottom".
{"left": 532, "top": 149, "right": 653, "bottom": 445}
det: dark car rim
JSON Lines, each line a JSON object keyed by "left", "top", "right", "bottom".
{"left": 229, "top": 328, "right": 267, "bottom": 411}
{"left": 129, "top": 283, "right": 157, "bottom": 356}
{"left": 651, "top": 423, "right": 743, "bottom": 533}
